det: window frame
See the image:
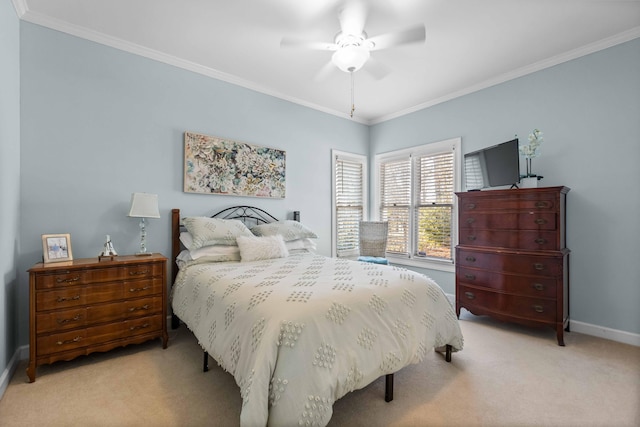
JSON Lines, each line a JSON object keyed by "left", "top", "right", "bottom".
{"left": 331, "top": 150, "right": 368, "bottom": 258}
{"left": 373, "top": 137, "right": 461, "bottom": 272}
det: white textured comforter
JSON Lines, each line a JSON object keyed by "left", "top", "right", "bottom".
{"left": 172, "top": 253, "right": 463, "bottom": 427}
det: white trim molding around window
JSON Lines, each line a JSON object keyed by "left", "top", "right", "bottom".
{"left": 374, "top": 137, "right": 461, "bottom": 272}
{"left": 332, "top": 150, "right": 368, "bottom": 258}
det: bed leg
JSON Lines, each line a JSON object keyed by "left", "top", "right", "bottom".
{"left": 385, "top": 374, "right": 394, "bottom": 402}
{"left": 203, "top": 351, "right": 209, "bottom": 372}
{"left": 435, "top": 345, "right": 453, "bottom": 362}
{"left": 171, "top": 313, "right": 180, "bottom": 330}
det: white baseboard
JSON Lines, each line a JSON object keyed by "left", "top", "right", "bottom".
{"left": 446, "top": 293, "right": 639, "bottom": 347}
{"left": 0, "top": 345, "right": 27, "bottom": 400}
{"left": 570, "top": 321, "right": 640, "bottom": 347}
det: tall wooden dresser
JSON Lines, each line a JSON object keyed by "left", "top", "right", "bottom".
{"left": 455, "top": 187, "right": 570, "bottom": 345}
{"left": 27, "top": 254, "right": 168, "bottom": 382}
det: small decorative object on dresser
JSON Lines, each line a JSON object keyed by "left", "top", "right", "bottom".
{"left": 455, "top": 186, "right": 570, "bottom": 345}
{"left": 27, "top": 253, "right": 168, "bottom": 382}
{"left": 41, "top": 234, "right": 73, "bottom": 264}
{"left": 98, "top": 234, "right": 118, "bottom": 261}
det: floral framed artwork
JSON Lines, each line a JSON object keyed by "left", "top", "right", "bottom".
{"left": 42, "top": 234, "right": 73, "bottom": 263}
{"left": 184, "top": 131, "right": 286, "bottom": 198}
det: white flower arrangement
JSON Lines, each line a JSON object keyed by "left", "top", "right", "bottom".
{"left": 519, "top": 129, "right": 544, "bottom": 177}
{"left": 519, "top": 129, "right": 543, "bottom": 159}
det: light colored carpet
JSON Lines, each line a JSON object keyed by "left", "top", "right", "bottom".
{"left": 1, "top": 312, "right": 638, "bottom": 427}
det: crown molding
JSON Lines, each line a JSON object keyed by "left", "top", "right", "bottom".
{"left": 11, "top": 0, "right": 27, "bottom": 17}
{"left": 17, "top": 7, "right": 368, "bottom": 125}
{"left": 371, "top": 26, "right": 640, "bottom": 125}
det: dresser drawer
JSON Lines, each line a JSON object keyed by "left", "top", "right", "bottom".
{"left": 35, "top": 262, "right": 164, "bottom": 290}
{"left": 458, "top": 285, "right": 556, "bottom": 322}
{"left": 123, "top": 277, "right": 164, "bottom": 297}
{"left": 36, "top": 296, "right": 163, "bottom": 334}
{"left": 457, "top": 267, "right": 557, "bottom": 298}
{"left": 36, "top": 283, "right": 123, "bottom": 311}
{"left": 457, "top": 248, "right": 564, "bottom": 276}
{"left": 459, "top": 212, "right": 557, "bottom": 231}
{"left": 36, "top": 314, "right": 162, "bottom": 356}
{"left": 458, "top": 192, "right": 560, "bottom": 213}
{"left": 459, "top": 229, "right": 560, "bottom": 251}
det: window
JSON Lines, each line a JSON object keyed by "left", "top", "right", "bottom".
{"left": 374, "top": 138, "right": 461, "bottom": 271}
{"left": 332, "top": 150, "right": 367, "bottom": 258}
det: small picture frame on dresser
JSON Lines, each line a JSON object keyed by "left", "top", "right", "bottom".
{"left": 41, "top": 233, "right": 73, "bottom": 263}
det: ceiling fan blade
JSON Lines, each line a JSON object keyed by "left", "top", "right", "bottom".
{"left": 314, "top": 60, "right": 337, "bottom": 82}
{"left": 280, "top": 36, "right": 338, "bottom": 51}
{"left": 368, "top": 24, "right": 426, "bottom": 51}
{"left": 363, "top": 56, "right": 391, "bottom": 80}
{"left": 338, "top": 0, "right": 368, "bottom": 36}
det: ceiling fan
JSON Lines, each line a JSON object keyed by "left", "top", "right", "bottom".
{"left": 280, "top": 0, "right": 426, "bottom": 79}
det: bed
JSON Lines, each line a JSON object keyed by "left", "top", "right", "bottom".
{"left": 170, "top": 206, "right": 464, "bottom": 427}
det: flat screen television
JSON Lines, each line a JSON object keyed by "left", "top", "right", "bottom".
{"left": 464, "top": 138, "right": 520, "bottom": 190}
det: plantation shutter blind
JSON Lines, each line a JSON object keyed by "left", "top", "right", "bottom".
{"left": 379, "top": 158, "right": 412, "bottom": 256}
{"left": 415, "top": 151, "right": 455, "bottom": 260}
{"left": 335, "top": 156, "right": 363, "bottom": 256}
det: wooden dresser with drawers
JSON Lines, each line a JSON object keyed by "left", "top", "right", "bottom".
{"left": 455, "top": 186, "right": 570, "bottom": 345}
{"left": 27, "top": 254, "right": 168, "bottom": 382}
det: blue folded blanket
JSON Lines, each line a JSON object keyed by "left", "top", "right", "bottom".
{"left": 357, "top": 256, "right": 389, "bottom": 265}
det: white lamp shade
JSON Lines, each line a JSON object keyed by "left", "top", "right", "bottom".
{"left": 128, "top": 193, "right": 160, "bottom": 218}
{"left": 332, "top": 45, "right": 370, "bottom": 73}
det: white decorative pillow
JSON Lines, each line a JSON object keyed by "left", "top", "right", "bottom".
{"left": 179, "top": 231, "right": 194, "bottom": 250}
{"left": 183, "top": 217, "right": 253, "bottom": 249}
{"left": 190, "top": 244, "right": 240, "bottom": 260}
{"left": 251, "top": 220, "right": 318, "bottom": 242}
{"left": 285, "top": 238, "right": 317, "bottom": 252}
{"left": 236, "top": 235, "right": 289, "bottom": 262}
{"left": 176, "top": 250, "right": 240, "bottom": 269}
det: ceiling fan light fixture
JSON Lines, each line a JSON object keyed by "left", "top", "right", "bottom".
{"left": 332, "top": 45, "right": 370, "bottom": 73}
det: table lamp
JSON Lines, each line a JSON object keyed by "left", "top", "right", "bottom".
{"left": 128, "top": 193, "right": 160, "bottom": 255}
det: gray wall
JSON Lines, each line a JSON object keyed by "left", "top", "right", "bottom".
{"left": 371, "top": 39, "right": 640, "bottom": 335}
{"left": 0, "top": 2, "right": 21, "bottom": 387}
{"left": 18, "top": 23, "right": 369, "bottom": 347}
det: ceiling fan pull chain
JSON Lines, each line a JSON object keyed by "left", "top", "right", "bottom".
{"left": 350, "top": 71, "right": 355, "bottom": 118}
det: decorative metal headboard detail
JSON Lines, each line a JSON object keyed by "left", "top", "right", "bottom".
{"left": 211, "top": 205, "right": 278, "bottom": 227}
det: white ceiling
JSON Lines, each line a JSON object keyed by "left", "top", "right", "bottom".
{"left": 14, "top": 0, "right": 640, "bottom": 124}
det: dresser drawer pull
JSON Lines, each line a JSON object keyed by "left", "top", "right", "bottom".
{"left": 465, "top": 256, "right": 476, "bottom": 262}
{"left": 533, "top": 263, "right": 545, "bottom": 271}
{"left": 129, "top": 286, "right": 151, "bottom": 293}
{"left": 129, "top": 270, "right": 149, "bottom": 276}
{"left": 465, "top": 203, "right": 476, "bottom": 210}
{"left": 533, "top": 305, "right": 545, "bottom": 313}
{"left": 56, "top": 276, "right": 80, "bottom": 284}
{"left": 464, "top": 292, "right": 475, "bottom": 300}
{"left": 129, "top": 304, "right": 151, "bottom": 312}
{"left": 57, "top": 314, "right": 82, "bottom": 324}
{"left": 130, "top": 323, "right": 150, "bottom": 331}
{"left": 535, "top": 201, "right": 550, "bottom": 208}
{"left": 464, "top": 274, "right": 476, "bottom": 280}
{"left": 466, "top": 217, "right": 475, "bottom": 224}
{"left": 467, "top": 235, "right": 476, "bottom": 241}
{"left": 57, "top": 336, "right": 81, "bottom": 346}
{"left": 56, "top": 295, "right": 81, "bottom": 303}
{"left": 535, "top": 238, "right": 547, "bottom": 244}
{"left": 532, "top": 283, "right": 545, "bottom": 291}
{"left": 535, "top": 218, "right": 548, "bottom": 225}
